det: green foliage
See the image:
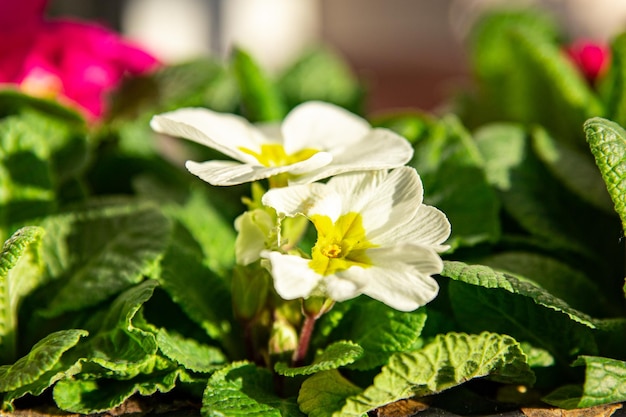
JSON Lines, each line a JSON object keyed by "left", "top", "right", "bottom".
{"left": 275, "top": 341, "right": 364, "bottom": 377}
{"left": 299, "top": 332, "right": 533, "bottom": 417}
{"left": 0, "top": 226, "right": 44, "bottom": 363}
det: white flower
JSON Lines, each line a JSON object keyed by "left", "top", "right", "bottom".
{"left": 261, "top": 166, "right": 451, "bottom": 311}
{"left": 150, "top": 101, "right": 413, "bottom": 187}
{"left": 234, "top": 209, "right": 275, "bottom": 266}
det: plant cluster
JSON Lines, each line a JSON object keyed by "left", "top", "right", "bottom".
{"left": 1, "top": 8, "right": 626, "bottom": 417}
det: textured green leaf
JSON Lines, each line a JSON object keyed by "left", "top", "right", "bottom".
{"left": 480, "top": 251, "right": 613, "bottom": 317}
{"left": 52, "top": 366, "right": 183, "bottom": 414}
{"left": 275, "top": 341, "right": 363, "bottom": 377}
{"left": 82, "top": 280, "right": 159, "bottom": 374}
{"left": 334, "top": 332, "right": 534, "bottom": 417}
{"left": 327, "top": 299, "right": 427, "bottom": 370}
{"left": 409, "top": 115, "right": 500, "bottom": 249}
{"left": 0, "top": 226, "right": 45, "bottom": 363}
{"left": 278, "top": 47, "right": 363, "bottom": 113}
{"left": 202, "top": 361, "right": 303, "bottom": 417}
{"left": 158, "top": 241, "right": 240, "bottom": 358}
{"left": 231, "top": 48, "right": 286, "bottom": 122}
{"left": 38, "top": 200, "right": 171, "bottom": 317}
{"left": 0, "top": 329, "right": 87, "bottom": 392}
{"left": 584, "top": 117, "right": 626, "bottom": 234}
{"left": 157, "top": 328, "right": 227, "bottom": 373}
{"left": 442, "top": 261, "right": 598, "bottom": 367}
{"left": 544, "top": 356, "right": 626, "bottom": 409}
{"left": 298, "top": 370, "right": 362, "bottom": 417}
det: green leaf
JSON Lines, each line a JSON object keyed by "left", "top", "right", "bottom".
{"left": 479, "top": 251, "right": 614, "bottom": 317}
{"left": 475, "top": 122, "right": 621, "bottom": 263}
{"left": 543, "top": 356, "right": 626, "bottom": 409}
{"left": 82, "top": 280, "right": 159, "bottom": 375}
{"left": 231, "top": 47, "right": 286, "bottom": 123}
{"left": 0, "top": 226, "right": 45, "bottom": 363}
{"left": 53, "top": 366, "right": 184, "bottom": 414}
{"left": 327, "top": 299, "right": 427, "bottom": 370}
{"left": 0, "top": 329, "right": 87, "bottom": 392}
{"left": 164, "top": 187, "right": 237, "bottom": 277}
{"left": 278, "top": 47, "right": 364, "bottom": 113}
{"left": 158, "top": 239, "right": 240, "bottom": 358}
{"left": 371, "top": 111, "right": 434, "bottom": 144}
{"left": 275, "top": 341, "right": 364, "bottom": 377}
{"left": 442, "top": 261, "right": 598, "bottom": 367}
{"left": 38, "top": 200, "right": 171, "bottom": 317}
{"left": 584, "top": 117, "right": 626, "bottom": 234}
{"left": 157, "top": 328, "right": 227, "bottom": 373}
{"left": 333, "top": 332, "right": 534, "bottom": 417}
{"left": 409, "top": 115, "right": 500, "bottom": 249}
{"left": 202, "top": 361, "right": 303, "bottom": 417}
{"left": 532, "top": 127, "right": 614, "bottom": 214}
{"left": 298, "top": 370, "right": 362, "bottom": 417}
{"left": 0, "top": 90, "right": 84, "bottom": 124}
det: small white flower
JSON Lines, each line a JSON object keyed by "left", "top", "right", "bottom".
{"left": 234, "top": 209, "right": 275, "bottom": 266}
{"left": 261, "top": 167, "right": 451, "bottom": 311}
{"left": 150, "top": 101, "right": 413, "bottom": 187}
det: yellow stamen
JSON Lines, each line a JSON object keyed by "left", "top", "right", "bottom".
{"left": 239, "top": 144, "right": 318, "bottom": 168}
{"left": 308, "top": 212, "right": 377, "bottom": 276}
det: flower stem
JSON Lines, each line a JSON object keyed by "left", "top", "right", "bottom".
{"left": 292, "top": 313, "right": 317, "bottom": 367}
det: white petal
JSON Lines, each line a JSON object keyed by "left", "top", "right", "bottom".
{"left": 185, "top": 152, "right": 331, "bottom": 186}
{"left": 151, "top": 108, "right": 266, "bottom": 163}
{"left": 263, "top": 252, "right": 322, "bottom": 300}
{"left": 262, "top": 183, "right": 330, "bottom": 217}
{"left": 358, "top": 245, "right": 443, "bottom": 311}
{"left": 281, "top": 101, "right": 370, "bottom": 154}
{"left": 291, "top": 128, "right": 414, "bottom": 184}
{"left": 376, "top": 205, "right": 452, "bottom": 250}
{"left": 321, "top": 167, "right": 424, "bottom": 237}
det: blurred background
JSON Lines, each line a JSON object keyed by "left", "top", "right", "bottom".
{"left": 47, "top": 0, "right": 626, "bottom": 114}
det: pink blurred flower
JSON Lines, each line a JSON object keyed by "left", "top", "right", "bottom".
{"left": 565, "top": 39, "right": 610, "bottom": 85}
{"left": 0, "top": 0, "right": 159, "bottom": 120}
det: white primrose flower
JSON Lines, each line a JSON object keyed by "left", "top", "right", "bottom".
{"left": 150, "top": 101, "right": 413, "bottom": 187}
{"left": 261, "top": 166, "right": 452, "bottom": 312}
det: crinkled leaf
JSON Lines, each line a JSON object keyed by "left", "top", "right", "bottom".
{"left": 298, "top": 370, "right": 362, "bottom": 417}
{"left": 202, "top": 361, "right": 303, "bottom": 417}
{"left": 442, "top": 261, "right": 598, "bottom": 367}
{"left": 158, "top": 240, "right": 240, "bottom": 358}
{"left": 278, "top": 47, "right": 363, "bottom": 113}
{"left": 479, "top": 251, "right": 614, "bottom": 317}
{"left": 81, "top": 280, "right": 158, "bottom": 375}
{"left": 0, "top": 329, "right": 87, "bottom": 392}
{"left": 52, "top": 366, "right": 183, "bottom": 414}
{"left": 38, "top": 200, "right": 171, "bottom": 317}
{"left": 321, "top": 332, "right": 534, "bottom": 417}
{"left": 543, "top": 356, "right": 626, "bottom": 409}
{"left": 275, "top": 341, "right": 363, "bottom": 377}
{"left": 157, "top": 328, "right": 227, "bottom": 373}
{"left": 409, "top": 115, "right": 500, "bottom": 249}
{"left": 0, "top": 226, "right": 44, "bottom": 363}
{"left": 584, "top": 117, "right": 626, "bottom": 234}
{"left": 231, "top": 47, "right": 286, "bottom": 122}
{"left": 327, "top": 299, "right": 427, "bottom": 370}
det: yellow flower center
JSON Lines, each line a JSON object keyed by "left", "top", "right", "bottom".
{"left": 308, "top": 212, "right": 378, "bottom": 276}
{"left": 239, "top": 144, "right": 318, "bottom": 187}
{"left": 239, "top": 144, "right": 318, "bottom": 168}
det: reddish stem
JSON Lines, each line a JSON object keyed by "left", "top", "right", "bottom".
{"left": 292, "top": 313, "right": 317, "bottom": 367}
